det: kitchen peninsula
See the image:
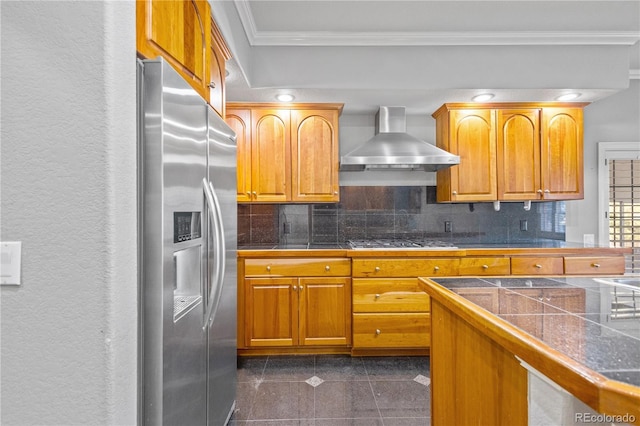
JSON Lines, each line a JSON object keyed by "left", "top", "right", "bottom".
{"left": 418, "top": 276, "right": 640, "bottom": 425}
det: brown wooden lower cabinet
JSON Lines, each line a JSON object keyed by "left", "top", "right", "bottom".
{"left": 244, "top": 276, "right": 351, "bottom": 348}
{"left": 238, "top": 250, "right": 627, "bottom": 355}
{"left": 240, "top": 258, "right": 352, "bottom": 352}
{"left": 352, "top": 278, "right": 431, "bottom": 351}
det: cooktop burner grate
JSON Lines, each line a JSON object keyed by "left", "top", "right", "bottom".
{"left": 347, "top": 239, "right": 457, "bottom": 249}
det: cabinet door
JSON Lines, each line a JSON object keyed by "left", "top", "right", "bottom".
{"left": 251, "top": 109, "right": 291, "bottom": 202}
{"left": 448, "top": 109, "right": 497, "bottom": 201}
{"left": 497, "top": 109, "right": 542, "bottom": 200}
{"left": 208, "top": 17, "right": 229, "bottom": 117}
{"left": 136, "top": 0, "right": 211, "bottom": 102}
{"left": 291, "top": 110, "right": 340, "bottom": 202}
{"left": 540, "top": 108, "right": 584, "bottom": 200}
{"left": 245, "top": 278, "right": 298, "bottom": 347}
{"left": 298, "top": 277, "right": 351, "bottom": 346}
{"left": 226, "top": 109, "right": 252, "bottom": 202}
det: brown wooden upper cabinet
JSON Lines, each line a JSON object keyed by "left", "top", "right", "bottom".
{"left": 432, "top": 103, "right": 588, "bottom": 203}
{"left": 136, "top": 0, "right": 231, "bottom": 115}
{"left": 209, "top": 16, "right": 231, "bottom": 117}
{"left": 227, "top": 103, "right": 343, "bottom": 203}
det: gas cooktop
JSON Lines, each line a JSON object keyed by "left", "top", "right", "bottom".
{"left": 347, "top": 239, "right": 458, "bottom": 249}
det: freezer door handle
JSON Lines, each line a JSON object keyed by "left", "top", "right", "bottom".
{"left": 203, "top": 178, "right": 226, "bottom": 330}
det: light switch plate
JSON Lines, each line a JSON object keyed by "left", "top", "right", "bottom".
{"left": 1, "top": 241, "right": 22, "bottom": 285}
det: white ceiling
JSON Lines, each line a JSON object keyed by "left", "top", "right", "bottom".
{"left": 214, "top": 0, "right": 640, "bottom": 115}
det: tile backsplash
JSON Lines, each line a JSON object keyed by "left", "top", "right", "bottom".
{"left": 238, "top": 186, "right": 565, "bottom": 246}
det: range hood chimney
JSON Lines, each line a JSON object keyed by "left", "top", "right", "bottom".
{"left": 340, "top": 106, "right": 460, "bottom": 172}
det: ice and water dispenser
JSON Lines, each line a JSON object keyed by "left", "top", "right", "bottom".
{"left": 172, "top": 212, "right": 203, "bottom": 322}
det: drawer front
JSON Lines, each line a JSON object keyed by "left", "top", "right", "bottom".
{"left": 352, "top": 278, "right": 430, "bottom": 312}
{"left": 511, "top": 257, "right": 563, "bottom": 275}
{"left": 245, "top": 258, "right": 351, "bottom": 276}
{"left": 352, "top": 258, "right": 460, "bottom": 278}
{"left": 458, "top": 257, "right": 511, "bottom": 276}
{"left": 564, "top": 256, "right": 626, "bottom": 275}
{"left": 352, "top": 313, "right": 430, "bottom": 348}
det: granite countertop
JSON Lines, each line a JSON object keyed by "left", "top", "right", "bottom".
{"left": 238, "top": 240, "right": 616, "bottom": 251}
{"left": 427, "top": 276, "right": 640, "bottom": 387}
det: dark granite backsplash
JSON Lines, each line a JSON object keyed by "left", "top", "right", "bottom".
{"left": 238, "top": 186, "right": 565, "bottom": 246}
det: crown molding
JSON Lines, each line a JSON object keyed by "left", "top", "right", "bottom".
{"left": 233, "top": 1, "right": 640, "bottom": 47}
{"left": 245, "top": 30, "right": 640, "bottom": 47}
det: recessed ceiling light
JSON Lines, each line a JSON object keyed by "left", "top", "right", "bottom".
{"left": 555, "top": 93, "right": 581, "bottom": 101}
{"left": 276, "top": 94, "right": 295, "bottom": 102}
{"left": 471, "top": 93, "right": 494, "bottom": 102}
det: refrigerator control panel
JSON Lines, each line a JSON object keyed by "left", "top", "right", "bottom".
{"left": 174, "top": 212, "right": 202, "bottom": 243}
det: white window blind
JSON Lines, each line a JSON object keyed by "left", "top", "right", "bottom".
{"left": 608, "top": 159, "right": 640, "bottom": 274}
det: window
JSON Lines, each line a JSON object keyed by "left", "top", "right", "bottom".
{"left": 598, "top": 142, "right": 640, "bottom": 275}
{"left": 608, "top": 159, "right": 640, "bottom": 273}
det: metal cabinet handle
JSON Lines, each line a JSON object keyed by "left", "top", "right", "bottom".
{"left": 325, "top": 265, "right": 330, "bottom": 271}
{"left": 375, "top": 329, "right": 381, "bottom": 335}
{"left": 252, "top": 191, "right": 257, "bottom": 196}
{"left": 592, "top": 263, "right": 601, "bottom": 268}
{"left": 544, "top": 189, "right": 550, "bottom": 193}
{"left": 482, "top": 265, "right": 489, "bottom": 270}
{"left": 266, "top": 266, "right": 271, "bottom": 272}
{"left": 537, "top": 189, "right": 543, "bottom": 194}
{"left": 374, "top": 266, "right": 381, "bottom": 272}
{"left": 375, "top": 293, "right": 381, "bottom": 299}
{"left": 293, "top": 285, "right": 297, "bottom": 291}
{"left": 535, "top": 264, "right": 542, "bottom": 269}
{"left": 452, "top": 191, "right": 457, "bottom": 195}
{"left": 208, "top": 81, "right": 216, "bottom": 89}
{"left": 299, "top": 285, "right": 304, "bottom": 290}
{"left": 434, "top": 266, "right": 440, "bottom": 271}
{"left": 334, "top": 191, "right": 338, "bottom": 195}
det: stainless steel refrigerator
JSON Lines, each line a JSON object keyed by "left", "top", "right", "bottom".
{"left": 138, "top": 58, "right": 237, "bottom": 426}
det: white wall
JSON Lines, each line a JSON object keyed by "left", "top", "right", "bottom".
{"left": 565, "top": 79, "right": 640, "bottom": 244}
{"left": 0, "top": 2, "right": 137, "bottom": 424}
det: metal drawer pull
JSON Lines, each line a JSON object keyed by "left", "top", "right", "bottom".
{"left": 293, "top": 285, "right": 297, "bottom": 290}
{"left": 300, "top": 285, "right": 304, "bottom": 290}
{"left": 266, "top": 266, "right": 271, "bottom": 271}
{"left": 374, "top": 266, "right": 381, "bottom": 272}
{"left": 375, "top": 329, "right": 381, "bottom": 335}
{"left": 592, "top": 263, "right": 601, "bottom": 268}
{"left": 375, "top": 293, "right": 381, "bottom": 299}
{"left": 534, "top": 264, "right": 542, "bottom": 269}
{"left": 325, "top": 265, "right": 330, "bottom": 271}
{"left": 434, "top": 266, "right": 440, "bottom": 271}
{"left": 482, "top": 265, "right": 489, "bottom": 270}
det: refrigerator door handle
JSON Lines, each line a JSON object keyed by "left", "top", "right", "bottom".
{"left": 202, "top": 178, "right": 226, "bottom": 330}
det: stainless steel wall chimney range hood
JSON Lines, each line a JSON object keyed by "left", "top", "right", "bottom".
{"left": 340, "top": 106, "right": 460, "bottom": 172}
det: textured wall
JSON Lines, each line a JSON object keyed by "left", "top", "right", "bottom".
{"left": 567, "top": 80, "right": 640, "bottom": 244}
{"left": 0, "top": 2, "right": 137, "bottom": 424}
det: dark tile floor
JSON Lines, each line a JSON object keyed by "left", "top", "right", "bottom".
{"left": 229, "top": 355, "right": 431, "bottom": 425}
